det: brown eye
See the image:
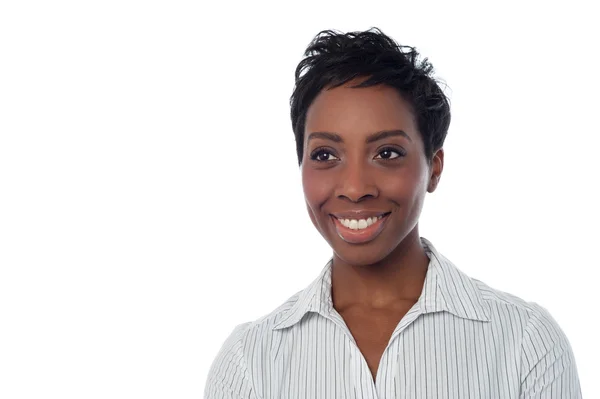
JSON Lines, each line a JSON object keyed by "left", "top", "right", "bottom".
{"left": 310, "top": 148, "right": 339, "bottom": 162}
{"left": 375, "top": 147, "right": 405, "bottom": 160}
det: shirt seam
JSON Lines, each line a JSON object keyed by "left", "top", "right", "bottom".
{"left": 518, "top": 308, "right": 566, "bottom": 386}
{"left": 206, "top": 375, "right": 254, "bottom": 399}
{"left": 239, "top": 325, "right": 260, "bottom": 399}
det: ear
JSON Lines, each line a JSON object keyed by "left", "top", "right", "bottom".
{"left": 427, "top": 148, "right": 444, "bottom": 193}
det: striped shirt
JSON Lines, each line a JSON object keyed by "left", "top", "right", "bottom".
{"left": 204, "top": 237, "right": 582, "bottom": 398}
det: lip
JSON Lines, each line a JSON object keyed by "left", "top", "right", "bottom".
{"left": 330, "top": 212, "right": 391, "bottom": 244}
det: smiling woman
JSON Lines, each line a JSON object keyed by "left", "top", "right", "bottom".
{"left": 203, "top": 28, "right": 582, "bottom": 399}
{"left": 302, "top": 83, "right": 434, "bottom": 265}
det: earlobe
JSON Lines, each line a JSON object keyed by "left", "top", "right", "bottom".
{"left": 428, "top": 148, "right": 444, "bottom": 192}
{"left": 427, "top": 175, "right": 439, "bottom": 192}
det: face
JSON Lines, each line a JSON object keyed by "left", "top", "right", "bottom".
{"left": 301, "top": 80, "right": 443, "bottom": 267}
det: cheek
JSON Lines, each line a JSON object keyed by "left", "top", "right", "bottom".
{"left": 301, "top": 167, "right": 334, "bottom": 228}
{"left": 379, "top": 166, "right": 429, "bottom": 205}
{"left": 301, "top": 167, "right": 330, "bottom": 209}
{"left": 306, "top": 203, "right": 319, "bottom": 230}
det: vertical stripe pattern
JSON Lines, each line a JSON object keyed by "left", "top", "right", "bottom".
{"left": 204, "top": 237, "right": 582, "bottom": 398}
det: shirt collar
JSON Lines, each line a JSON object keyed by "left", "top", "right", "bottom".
{"left": 272, "top": 237, "right": 491, "bottom": 331}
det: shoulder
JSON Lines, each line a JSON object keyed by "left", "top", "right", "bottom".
{"left": 474, "top": 277, "right": 565, "bottom": 326}
{"left": 469, "top": 276, "right": 581, "bottom": 392}
{"left": 208, "top": 288, "right": 306, "bottom": 363}
{"left": 204, "top": 289, "right": 307, "bottom": 392}
{"left": 204, "top": 322, "right": 255, "bottom": 398}
{"left": 472, "top": 277, "right": 577, "bottom": 369}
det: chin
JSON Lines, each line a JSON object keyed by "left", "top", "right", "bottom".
{"left": 329, "top": 240, "right": 395, "bottom": 267}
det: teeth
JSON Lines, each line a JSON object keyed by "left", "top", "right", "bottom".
{"left": 338, "top": 215, "right": 384, "bottom": 230}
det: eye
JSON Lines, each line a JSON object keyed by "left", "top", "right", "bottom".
{"left": 310, "top": 148, "right": 339, "bottom": 162}
{"left": 374, "top": 147, "right": 405, "bottom": 160}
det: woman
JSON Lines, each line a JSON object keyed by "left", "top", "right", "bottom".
{"left": 204, "top": 28, "right": 582, "bottom": 398}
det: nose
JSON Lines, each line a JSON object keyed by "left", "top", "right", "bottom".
{"left": 334, "top": 161, "right": 378, "bottom": 202}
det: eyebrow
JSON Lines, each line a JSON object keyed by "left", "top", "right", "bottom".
{"left": 307, "top": 129, "right": 412, "bottom": 144}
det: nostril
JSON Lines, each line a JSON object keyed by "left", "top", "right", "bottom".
{"left": 337, "top": 193, "right": 376, "bottom": 203}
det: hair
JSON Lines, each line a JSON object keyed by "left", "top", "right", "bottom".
{"left": 290, "top": 27, "right": 451, "bottom": 166}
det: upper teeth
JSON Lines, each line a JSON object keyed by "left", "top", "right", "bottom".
{"left": 337, "top": 216, "right": 383, "bottom": 230}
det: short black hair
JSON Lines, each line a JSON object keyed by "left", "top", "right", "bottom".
{"left": 290, "top": 27, "right": 451, "bottom": 166}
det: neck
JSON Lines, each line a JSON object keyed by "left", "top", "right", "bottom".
{"left": 331, "top": 229, "right": 430, "bottom": 312}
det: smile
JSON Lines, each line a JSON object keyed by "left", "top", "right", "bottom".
{"left": 330, "top": 212, "right": 391, "bottom": 244}
{"left": 336, "top": 215, "right": 384, "bottom": 230}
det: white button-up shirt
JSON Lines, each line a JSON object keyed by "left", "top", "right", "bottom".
{"left": 204, "top": 237, "right": 582, "bottom": 398}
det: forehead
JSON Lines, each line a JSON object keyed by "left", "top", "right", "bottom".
{"left": 304, "top": 82, "right": 418, "bottom": 139}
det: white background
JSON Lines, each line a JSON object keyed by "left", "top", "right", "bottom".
{"left": 1, "top": 1, "right": 598, "bottom": 398}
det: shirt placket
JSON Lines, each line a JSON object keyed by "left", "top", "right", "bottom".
{"left": 323, "top": 307, "right": 380, "bottom": 399}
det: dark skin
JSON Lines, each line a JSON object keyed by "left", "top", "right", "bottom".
{"left": 301, "top": 78, "right": 444, "bottom": 383}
